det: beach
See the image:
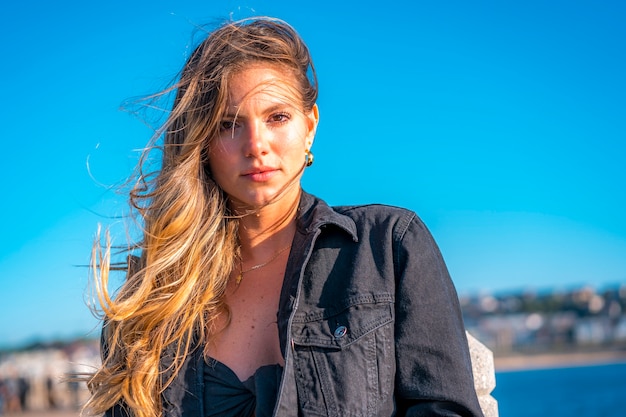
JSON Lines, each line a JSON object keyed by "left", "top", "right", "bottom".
{"left": 4, "top": 411, "right": 78, "bottom": 417}
{"left": 495, "top": 349, "right": 626, "bottom": 372}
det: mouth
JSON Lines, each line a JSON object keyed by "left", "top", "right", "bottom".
{"left": 241, "top": 166, "right": 279, "bottom": 182}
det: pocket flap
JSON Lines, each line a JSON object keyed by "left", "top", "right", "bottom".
{"left": 291, "top": 301, "right": 393, "bottom": 349}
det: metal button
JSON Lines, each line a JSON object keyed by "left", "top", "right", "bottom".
{"left": 334, "top": 325, "right": 348, "bottom": 339}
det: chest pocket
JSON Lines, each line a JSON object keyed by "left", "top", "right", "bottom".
{"left": 290, "top": 299, "right": 395, "bottom": 417}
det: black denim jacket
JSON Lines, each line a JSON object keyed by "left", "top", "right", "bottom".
{"left": 106, "top": 191, "right": 483, "bottom": 417}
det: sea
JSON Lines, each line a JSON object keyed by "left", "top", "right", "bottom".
{"left": 494, "top": 361, "right": 626, "bottom": 417}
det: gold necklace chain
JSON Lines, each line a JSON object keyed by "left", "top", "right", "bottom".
{"left": 236, "top": 244, "right": 291, "bottom": 285}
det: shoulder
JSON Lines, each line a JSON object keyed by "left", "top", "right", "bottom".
{"left": 332, "top": 203, "right": 426, "bottom": 240}
{"left": 300, "top": 192, "right": 430, "bottom": 242}
{"left": 333, "top": 203, "right": 415, "bottom": 220}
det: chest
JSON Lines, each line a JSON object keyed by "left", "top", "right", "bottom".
{"left": 206, "top": 260, "right": 286, "bottom": 381}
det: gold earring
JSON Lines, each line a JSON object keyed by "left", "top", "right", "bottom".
{"left": 305, "top": 149, "right": 314, "bottom": 167}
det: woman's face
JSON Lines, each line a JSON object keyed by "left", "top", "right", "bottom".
{"left": 208, "top": 64, "right": 318, "bottom": 210}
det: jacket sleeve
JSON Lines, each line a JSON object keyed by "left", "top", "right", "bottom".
{"left": 101, "top": 256, "right": 138, "bottom": 417}
{"left": 100, "top": 255, "right": 205, "bottom": 417}
{"left": 393, "top": 213, "right": 484, "bottom": 417}
{"left": 105, "top": 403, "right": 132, "bottom": 417}
{"left": 100, "top": 321, "right": 132, "bottom": 417}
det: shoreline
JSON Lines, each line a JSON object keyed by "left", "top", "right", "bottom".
{"left": 494, "top": 349, "right": 626, "bottom": 372}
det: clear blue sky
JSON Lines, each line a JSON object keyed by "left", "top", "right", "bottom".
{"left": 1, "top": 1, "right": 625, "bottom": 348}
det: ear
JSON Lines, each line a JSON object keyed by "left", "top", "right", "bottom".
{"left": 305, "top": 104, "right": 319, "bottom": 148}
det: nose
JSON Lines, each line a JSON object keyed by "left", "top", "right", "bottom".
{"left": 243, "top": 120, "right": 270, "bottom": 158}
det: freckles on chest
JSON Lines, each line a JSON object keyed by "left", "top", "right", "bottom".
{"left": 207, "top": 274, "right": 286, "bottom": 380}
{"left": 221, "top": 272, "right": 284, "bottom": 343}
{"left": 229, "top": 288, "right": 280, "bottom": 331}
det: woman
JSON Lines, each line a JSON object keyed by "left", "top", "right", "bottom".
{"left": 86, "top": 17, "right": 484, "bottom": 417}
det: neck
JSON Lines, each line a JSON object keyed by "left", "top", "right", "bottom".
{"left": 236, "top": 187, "right": 301, "bottom": 260}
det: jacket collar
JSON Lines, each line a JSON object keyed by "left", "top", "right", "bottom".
{"left": 297, "top": 191, "right": 358, "bottom": 242}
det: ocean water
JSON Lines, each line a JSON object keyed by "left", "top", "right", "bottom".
{"left": 494, "top": 361, "right": 626, "bottom": 417}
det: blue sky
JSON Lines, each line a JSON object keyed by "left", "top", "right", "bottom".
{"left": 1, "top": 1, "right": 625, "bottom": 348}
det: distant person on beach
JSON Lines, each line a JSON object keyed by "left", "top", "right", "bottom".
{"left": 17, "top": 377, "right": 29, "bottom": 411}
{"left": 0, "top": 379, "right": 7, "bottom": 413}
{"left": 2, "top": 378, "right": 21, "bottom": 413}
{"left": 84, "top": 17, "right": 483, "bottom": 417}
{"left": 45, "top": 376, "right": 56, "bottom": 410}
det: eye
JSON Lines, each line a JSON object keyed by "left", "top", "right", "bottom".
{"left": 269, "top": 112, "right": 291, "bottom": 124}
{"left": 219, "top": 120, "right": 237, "bottom": 131}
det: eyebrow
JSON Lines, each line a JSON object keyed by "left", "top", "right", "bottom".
{"left": 223, "top": 103, "right": 294, "bottom": 119}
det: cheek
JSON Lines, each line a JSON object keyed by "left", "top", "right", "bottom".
{"left": 207, "top": 160, "right": 231, "bottom": 194}
{"left": 279, "top": 123, "right": 309, "bottom": 157}
{"left": 207, "top": 142, "right": 234, "bottom": 180}
{"left": 275, "top": 137, "right": 305, "bottom": 165}
{"left": 209, "top": 138, "right": 238, "bottom": 163}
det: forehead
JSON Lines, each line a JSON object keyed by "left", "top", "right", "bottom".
{"left": 226, "top": 64, "right": 301, "bottom": 108}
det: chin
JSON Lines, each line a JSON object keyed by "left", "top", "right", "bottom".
{"left": 230, "top": 192, "right": 278, "bottom": 210}
{"left": 244, "top": 187, "right": 300, "bottom": 209}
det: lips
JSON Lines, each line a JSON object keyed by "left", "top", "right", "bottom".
{"left": 241, "top": 166, "right": 279, "bottom": 182}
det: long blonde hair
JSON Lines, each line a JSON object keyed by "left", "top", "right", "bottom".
{"left": 85, "top": 17, "right": 318, "bottom": 417}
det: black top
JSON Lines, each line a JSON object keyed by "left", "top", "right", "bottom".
{"left": 204, "top": 358, "right": 283, "bottom": 417}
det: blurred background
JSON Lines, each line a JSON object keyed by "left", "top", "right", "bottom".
{"left": 1, "top": 1, "right": 625, "bottom": 416}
